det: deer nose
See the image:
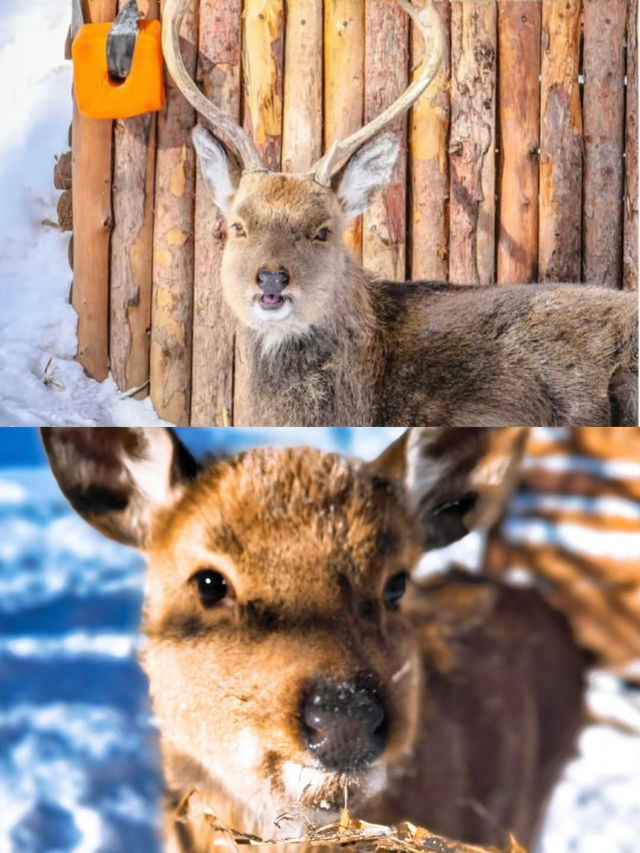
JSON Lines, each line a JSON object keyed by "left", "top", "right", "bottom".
{"left": 257, "top": 267, "right": 289, "bottom": 294}
{"left": 301, "top": 680, "right": 388, "bottom": 770}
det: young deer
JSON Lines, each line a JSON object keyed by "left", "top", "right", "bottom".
{"left": 161, "top": 0, "right": 637, "bottom": 428}
{"left": 42, "top": 427, "right": 585, "bottom": 853}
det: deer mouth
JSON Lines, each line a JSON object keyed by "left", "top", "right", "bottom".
{"left": 259, "top": 294, "right": 286, "bottom": 311}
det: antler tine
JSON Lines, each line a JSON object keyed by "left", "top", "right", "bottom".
{"left": 161, "top": 0, "right": 265, "bottom": 172}
{"left": 311, "top": 0, "right": 443, "bottom": 187}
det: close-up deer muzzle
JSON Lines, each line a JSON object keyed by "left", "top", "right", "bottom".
{"left": 301, "top": 678, "right": 389, "bottom": 771}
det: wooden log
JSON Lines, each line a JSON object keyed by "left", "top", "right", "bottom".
{"left": 235, "top": 0, "right": 284, "bottom": 424}
{"left": 363, "top": 0, "right": 409, "bottom": 282}
{"left": 282, "top": 0, "right": 323, "bottom": 172}
{"left": 449, "top": 1, "right": 497, "bottom": 285}
{"left": 496, "top": 1, "right": 541, "bottom": 284}
{"left": 409, "top": 0, "right": 450, "bottom": 282}
{"left": 191, "top": 0, "right": 242, "bottom": 427}
{"left": 53, "top": 151, "right": 73, "bottom": 190}
{"left": 150, "top": 0, "right": 198, "bottom": 425}
{"left": 242, "top": 0, "right": 284, "bottom": 171}
{"left": 72, "top": 0, "right": 117, "bottom": 381}
{"left": 110, "top": 0, "right": 157, "bottom": 399}
{"left": 582, "top": 0, "right": 627, "bottom": 286}
{"left": 538, "top": 0, "right": 582, "bottom": 283}
{"left": 324, "top": 0, "right": 364, "bottom": 259}
{"left": 623, "top": 0, "right": 638, "bottom": 290}
{"left": 57, "top": 190, "right": 74, "bottom": 232}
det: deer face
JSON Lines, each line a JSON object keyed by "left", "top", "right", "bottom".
{"left": 221, "top": 172, "right": 347, "bottom": 336}
{"left": 143, "top": 446, "right": 422, "bottom": 822}
{"left": 42, "top": 427, "right": 527, "bottom": 835}
{"left": 193, "top": 130, "right": 401, "bottom": 343}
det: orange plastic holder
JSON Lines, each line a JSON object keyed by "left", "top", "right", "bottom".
{"left": 72, "top": 19, "right": 164, "bottom": 120}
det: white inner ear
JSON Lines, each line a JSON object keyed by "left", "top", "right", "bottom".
{"left": 336, "top": 133, "right": 401, "bottom": 220}
{"left": 192, "top": 125, "right": 235, "bottom": 216}
{"left": 122, "top": 429, "right": 177, "bottom": 507}
{"left": 405, "top": 428, "right": 450, "bottom": 509}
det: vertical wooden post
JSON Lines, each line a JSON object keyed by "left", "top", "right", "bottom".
{"left": 110, "top": 0, "right": 157, "bottom": 398}
{"left": 538, "top": 0, "right": 582, "bottom": 283}
{"left": 363, "top": 0, "right": 409, "bottom": 282}
{"left": 151, "top": 0, "right": 198, "bottom": 425}
{"left": 72, "top": 0, "right": 117, "bottom": 381}
{"left": 582, "top": 0, "right": 627, "bottom": 286}
{"left": 242, "top": 0, "right": 284, "bottom": 171}
{"left": 623, "top": 0, "right": 639, "bottom": 290}
{"left": 496, "top": 1, "right": 541, "bottom": 284}
{"left": 235, "top": 0, "right": 284, "bottom": 425}
{"left": 449, "top": 0, "right": 497, "bottom": 285}
{"left": 191, "top": 0, "right": 242, "bottom": 427}
{"left": 282, "top": 0, "right": 323, "bottom": 172}
{"left": 324, "top": 0, "right": 364, "bottom": 259}
{"left": 409, "top": 0, "right": 450, "bottom": 282}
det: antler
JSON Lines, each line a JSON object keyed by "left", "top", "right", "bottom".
{"left": 161, "top": 0, "right": 265, "bottom": 172}
{"left": 311, "top": 0, "right": 444, "bottom": 186}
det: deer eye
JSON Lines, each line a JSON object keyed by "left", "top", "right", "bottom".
{"left": 230, "top": 222, "right": 246, "bottom": 237}
{"left": 314, "top": 226, "right": 331, "bottom": 243}
{"left": 383, "top": 571, "right": 409, "bottom": 609}
{"left": 192, "top": 569, "right": 232, "bottom": 608}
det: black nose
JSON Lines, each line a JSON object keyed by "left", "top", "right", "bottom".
{"left": 257, "top": 267, "right": 289, "bottom": 294}
{"left": 301, "top": 679, "right": 388, "bottom": 770}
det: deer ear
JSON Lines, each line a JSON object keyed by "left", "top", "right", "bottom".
{"left": 333, "top": 133, "right": 401, "bottom": 220}
{"left": 192, "top": 126, "right": 240, "bottom": 216}
{"left": 371, "top": 428, "right": 529, "bottom": 549}
{"left": 41, "top": 428, "right": 200, "bottom": 548}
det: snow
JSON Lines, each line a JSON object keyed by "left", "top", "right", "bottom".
{"left": 0, "top": 431, "right": 639, "bottom": 853}
{"left": 0, "top": 0, "right": 164, "bottom": 426}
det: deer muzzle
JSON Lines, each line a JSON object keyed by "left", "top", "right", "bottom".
{"left": 301, "top": 679, "right": 388, "bottom": 771}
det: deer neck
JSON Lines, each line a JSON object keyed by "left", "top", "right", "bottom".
{"left": 245, "top": 259, "right": 382, "bottom": 426}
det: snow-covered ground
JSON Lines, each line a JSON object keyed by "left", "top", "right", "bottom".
{"left": 0, "top": 1, "right": 163, "bottom": 426}
{"left": 1, "top": 428, "right": 639, "bottom": 853}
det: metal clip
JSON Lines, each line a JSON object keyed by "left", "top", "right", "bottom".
{"left": 106, "top": 0, "right": 140, "bottom": 82}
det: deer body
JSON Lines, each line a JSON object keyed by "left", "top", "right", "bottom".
{"left": 43, "top": 427, "right": 586, "bottom": 853}
{"left": 247, "top": 265, "right": 637, "bottom": 427}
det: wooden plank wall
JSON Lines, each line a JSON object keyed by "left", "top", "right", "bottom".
{"left": 486, "top": 427, "right": 640, "bottom": 673}
{"left": 71, "top": 0, "right": 638, "bottom": 423}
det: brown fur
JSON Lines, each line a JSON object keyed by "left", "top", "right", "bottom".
{"left": 218, "top": 171, "right": 637, "bottom": 427}
{"left": 42, "top": 428, "right": 585, "bottom": 853}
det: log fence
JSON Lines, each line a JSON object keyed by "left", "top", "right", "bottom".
{"left": 66, "top": 0, "right": 638, "bottom": 425}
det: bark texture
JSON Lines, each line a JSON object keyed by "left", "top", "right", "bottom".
{"left": 324, "top": 0, "right": 365, "bottom": 259}
{"left": 282, "top": 0, "right": 323, "bottom": 172}
{"left": 449, "top": 1, "right": 497, "bottom": 285}
{"left": 623, "top": 0, "right": 639, "bottom": 290}
{"left": 409, "top": 0, "right": 450, "bottom": 282}
{"left": 538, "top": 0, "right": 582, "bottom": 283}
{"left": 582, "top": 0, "right": 626, "bottom": 286}
{"left": 109, "top": 0, "right": 158, "bottom": 399}
{"left": 497, "top": 1, "right": 540, "bottom": 284}
{"left": 363, "top": 0, "right": 409, "bottom": 282}
{"left": 151, "top": 0, "right": 198, "bottom": 425}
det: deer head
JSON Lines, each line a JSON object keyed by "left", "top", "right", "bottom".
{"left": 42, "top": 427, "right": 528, "bottom": 837}
{"left": 162, "top": 0, "right": 443, "bottom": 344}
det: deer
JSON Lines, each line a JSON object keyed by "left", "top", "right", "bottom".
{"left": 160, "top": 0, "right": 638, "bottom": 428}
{"left": 42, "top": 426, "right": 586, "bottom": 853}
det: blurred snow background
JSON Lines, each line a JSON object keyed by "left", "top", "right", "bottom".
{"left": 0, "top": 0, "right": 162, "bottom": 426}
{"left": 1, "top": 428, "right": 639, "bottom": 853}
